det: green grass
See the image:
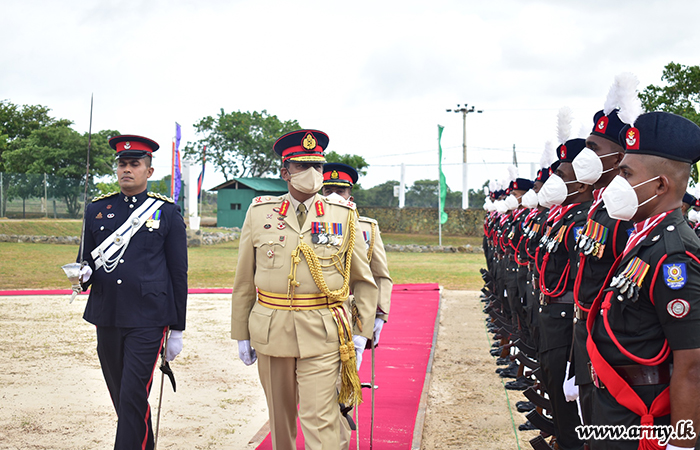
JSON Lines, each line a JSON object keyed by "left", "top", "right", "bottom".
{"left": 382, "top": 232, "right": 482, "bottom": 247}
{"left": 0, "top": 226, "right": 487, "bottom": 290}
{"left": 0, "top": 219, "right": 83, "bottom": 237}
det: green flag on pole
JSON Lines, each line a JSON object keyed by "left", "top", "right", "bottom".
{"left": 438, "top": 125, "right": 448, "bottom": 224}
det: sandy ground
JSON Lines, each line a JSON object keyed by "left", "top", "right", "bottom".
{"left": 420, "top": 290, "right": 539, "bottom": 449}
{"left": 0, "top": 291, "right": 537, "bottom": 449}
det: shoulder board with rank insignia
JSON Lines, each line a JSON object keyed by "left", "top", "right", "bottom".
{"left": 252, "top": 195, "right": 283, "bottom": 206}
{"left": 315, "top": 200, "right": 324, "bottom": 217}
{"left": 359, "top": 216, "right": 378, "bottom": 225}
{"left": 92, "top": 192, "right": 118, "bottom": 202}
{"left": 147, "top": 192, "right": 175, "bottom": 203}
{"left": 323, "top": 195, "right": 356, "bottom": 210}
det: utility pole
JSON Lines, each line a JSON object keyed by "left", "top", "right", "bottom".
{"left": 446, "top": 104, "right": 482, "bottom": 209}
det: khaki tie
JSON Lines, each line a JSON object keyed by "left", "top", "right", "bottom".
{"left": 297, "top": 203, "right": 307, "bottom": 228}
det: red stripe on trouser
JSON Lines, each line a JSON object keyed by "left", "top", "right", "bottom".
{"left": 142, "top": 327, "right": 167, "bottom": 450}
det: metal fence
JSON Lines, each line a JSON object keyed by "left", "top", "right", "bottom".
{"left": 0, "top": 172, "right": 85, "bottom": 219}
{"left": 0, "top": 172, "right": 218, "bottom": 220}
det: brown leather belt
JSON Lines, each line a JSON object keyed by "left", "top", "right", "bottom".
{"left": 614, "top": 363, "right": 672, "bottom": 386}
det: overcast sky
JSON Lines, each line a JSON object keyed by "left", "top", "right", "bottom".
{"left": 2, "top": 0, "right": 699, "bottom": 198}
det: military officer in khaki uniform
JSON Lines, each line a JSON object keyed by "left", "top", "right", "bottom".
{"left": 321, "top": 163, "right": 393, "bottom": 449}
{"left": 231, "top": 130, "right": 378, "bottom": 450}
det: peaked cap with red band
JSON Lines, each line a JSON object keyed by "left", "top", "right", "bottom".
{"left": 621, "top": 111, "right": 700, "bottom": 164}
{"left": 274, "top": 129, "right": 328, "bottom": 163}
{"left": 323, "top": 162, "right": 358, "bottom": 187}
{"left": 109, "top": 134, "right": 160, "bottom": 159}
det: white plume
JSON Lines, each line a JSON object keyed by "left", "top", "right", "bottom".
{"left": 540, "top": 141, "right": 556, "bottom": 169}
{"left": 507, "top": 164, "right": 519, "bottom": 182}
{"left": 694, "top": 184, "right": 700, "bottom": 199}
{"left": 557, "top": 106, "right": 574, "bottom": 145}
{"left": 603, "top": 77, "right": 619, "bottom": 116}
{"left": 489, "top": 179, "right": 496, "bottom": 192}
{"left": 615, "top": 72, "right": 643, "bottom": 125}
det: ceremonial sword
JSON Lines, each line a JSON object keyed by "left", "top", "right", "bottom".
{"left": 154, "top": 329, "right": 177, "bottom": 450}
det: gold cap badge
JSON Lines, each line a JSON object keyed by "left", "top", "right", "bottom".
{"left": 124, "top": 141, "right": 131, "bottom": 149}
{"left": 331, "top": 170, "right": 339, "bottom": 179}
{"left": 302, "top": 133, "right": 317, "bottom": 150}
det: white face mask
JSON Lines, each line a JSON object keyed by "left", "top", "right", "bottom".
{"left": 601, "top": 175, "right": 660, "bottom": 221}
{"left": 289, "top": 167, "right": 324, "bottom": 194}
{"left": 504, "top": 194, "right": 520, "bottom": 210}
{"left": 325, "top": 192, "right": 347, "bottom": 202}
{"left": 537, "top": 174, "right": 580, "bottom": 208}
{"left": 521, "top": 189, "right": 539, "bottom": 209}
{"left": 688, "top": 209, "right": 699, "bottom": 223}
{"left": 572, "top": 148, "right": 619, "bottom": 185}
{"left": 495, "top": 200, "right": 508, "bottom": 214}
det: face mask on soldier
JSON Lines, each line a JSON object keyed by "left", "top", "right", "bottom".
{"left": 521, "top": 189, "right": 539, "bottom": 209}
{"left": 572, "top": 148, "right": 618, "bottom": 185}
{"left": 504, "top": 194, "right": 520, "bottom": 210}
{"left": 601, "top": 175, "right": 660, "bottom": 221}
{"left": 289, "top": 167, "right": 324, "bottom": 194}
{"left": 537, "top": 174, "right": 580, "bottom": 208}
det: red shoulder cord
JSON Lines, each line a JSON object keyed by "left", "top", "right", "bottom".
{"left": 584, "top": 252, "right": 700, "bottom": 450}
{"left": 514, "top": 236, "right": 529, "bottom": 266}
{"left": 538, "top": 223, "right": 573, "bottom": 297}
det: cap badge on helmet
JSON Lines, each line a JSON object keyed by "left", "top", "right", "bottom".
{"left": 331, "top": 170, "right": 339, "bottom": 179}
{"left": 597, "top": 116, "right": 609, "bottom": 133}
{"left": 124, "top": 141, "right": 131, "bottom": 150}
{"left": 513, "top": 181, "right": 518, "bottom": 189}
{"left": 626, "top": 128, "right": 640, "bottom": 150}
{"left": 560, "top": 145, "right": 567, "bottom": 159}
{"left": 302, "top": 133, "right": 317, "bottom": 150}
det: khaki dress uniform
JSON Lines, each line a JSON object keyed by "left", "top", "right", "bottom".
{"left": 358, "top": 216, "right": 393, "bottom": 320}
{"left": 231, "top": 192, "right": 377, "bottom": 450}
{"left": 339, "top": 215, "right": 393, "bottom": 449}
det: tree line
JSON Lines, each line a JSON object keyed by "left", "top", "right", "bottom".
{"left": 1, "top": 61, "right": 698, "bottom": 217}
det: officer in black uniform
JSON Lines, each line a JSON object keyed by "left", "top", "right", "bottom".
{"left": 587, "top": 112, "right": 700, "bottom": 450}
{"left": 537, "top": 138, "right": 592, "bottom": 450}
{"left": 78, "top": 134, "right": 188, "bottom": 450}
{"left": 570, "top": 108, "right": 633, "bottom": 430}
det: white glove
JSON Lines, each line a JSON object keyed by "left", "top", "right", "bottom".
{"left": 353, "top": 335, "right": 368, "bottom": 370}
{"left": 79, "top": 265, "right": 92, "bottom": 283}
{"left": 238, "top": 340, "right": 257, "bottom": 366}
{"left": 373, "top": 318, "right": 385, "bottom": 346}
{"left": 563, "top": 361, "right": 579, "bottom": 401}
{"left": 165, "top": 330, "right": 183, "bottom": 362}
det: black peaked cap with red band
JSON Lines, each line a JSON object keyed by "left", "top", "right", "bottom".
{"left": 323, "top": 163, "right": 358, "bottom": 187}
{"left": 621, "top": 111, "right": 700, "bottom": 164}
{"left": 109, "top": 135, "right": 159, "bottom": 159}
{"left": 274, "top": 129, "right": 328, "bottom": 163}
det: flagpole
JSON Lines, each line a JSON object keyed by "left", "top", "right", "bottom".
{"left": 198, "top": 146, "right": 206, "bottom": 218}
{"left": 171, "top": 138, "right": 175, "bottom": 198}
{"left": 438, "top": 125, "right": 442, "bottom": 246}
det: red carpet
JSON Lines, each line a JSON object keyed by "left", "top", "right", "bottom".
{"left": 256, "top": 283, "right": 441, "bottom": 449}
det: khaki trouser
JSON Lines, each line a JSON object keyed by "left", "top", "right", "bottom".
{"left": 258, "top": 351, "right": 341, "bottom": 450}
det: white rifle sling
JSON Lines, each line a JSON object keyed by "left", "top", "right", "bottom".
{"left": 91, "top": 198, "right": 165, "bottom": 273}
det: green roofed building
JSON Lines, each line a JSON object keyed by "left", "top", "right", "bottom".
{"left": 210, "top": 177, "right": 288, "bottom": 228}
